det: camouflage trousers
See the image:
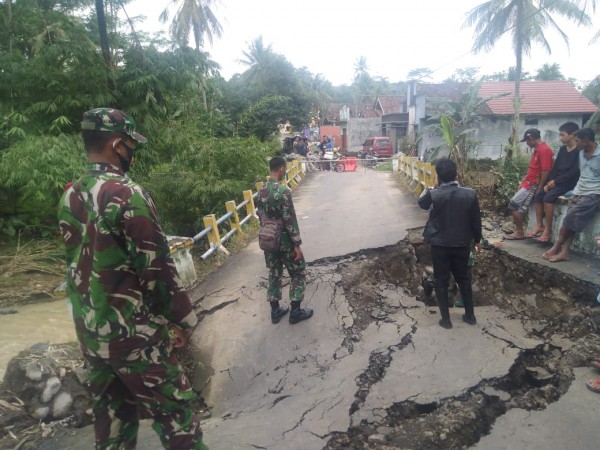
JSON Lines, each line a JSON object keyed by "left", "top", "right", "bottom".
{"left": 264, "top": 243, "right": 306, "bottom": 303}
{"left": 85, "top": 344, "right": 208, "bottom": 450}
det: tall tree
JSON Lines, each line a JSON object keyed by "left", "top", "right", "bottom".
{"left": 407, "top": 67, "right": 433, "bottom": 81}
{"left": 353, "top": 56, "right": 369, "bottom": 82}
{"left": 464, "top": 0, "right": 591, "bottom": 149}
{"left": 95, "top": 0, "right": 111, "bottom": 69}
{"left": 160, "top": 0, "right": 222, "bottom": 51}
{"left": 353, "top": 56, "right": 374, "bottom": 106}
{"left": 535, "top": 63, "right": 565, "bottom": 80}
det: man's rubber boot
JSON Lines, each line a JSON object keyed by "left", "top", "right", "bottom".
{"left": 462, "top": 314, "right": 477, "bottom": 325}
{"left": 271, "top": 306, "right": 289, "bottom": 324}
{"left": 289, "top": 305, "right": 313, "bottom": 324}
{"left": 439, "top": 318, "right": 453, "bottom": 329}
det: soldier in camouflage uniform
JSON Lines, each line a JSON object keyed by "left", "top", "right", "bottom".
{"left": 57, "top": 108, "right": 208, "bottom": 450}
{"left": 257, "top": 156, "right": 313, "bottom": 324}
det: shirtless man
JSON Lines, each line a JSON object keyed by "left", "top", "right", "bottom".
{"left": 543, "top": 128, "right": 600, "bottom": 262}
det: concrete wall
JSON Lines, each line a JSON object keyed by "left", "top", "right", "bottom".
{"left": 320, "top": 125, "right": 342, "bottom": 148}
{"left": 417, "top": 114, "right": 588, "bottom": 160}
{"left": 346, "top": 118, "right": 381, "bottom": 151}
{"left": 527, "top": 198, "right": 600, "bottom": 258}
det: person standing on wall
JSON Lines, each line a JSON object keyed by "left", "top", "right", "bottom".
{"left": 58, "top": 108, "right": 207, "bottom": 450}
{"left": 418, "top": 158, "right": 482, "bottom": 329}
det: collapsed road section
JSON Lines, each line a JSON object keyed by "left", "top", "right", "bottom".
{"left": 194, "top": 230, "right": 600, "bottom": 450}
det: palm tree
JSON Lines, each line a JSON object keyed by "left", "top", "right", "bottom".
{"left": 464, "top": 0, "right": 591, "bottom": 147}
{"left": 238, "top": 35, "right": 273, "bottom": 69}
{"left": 535, "top": 63, "right": 565, "bottom": 80}
{"left": 160, "top": 0, "right": 222, "bottom": 51}
{"left": 237, "top": 35, "right": 277, "bottom": 86}
{"left": 353, "top": 56, "right": 369, "bottom": 82}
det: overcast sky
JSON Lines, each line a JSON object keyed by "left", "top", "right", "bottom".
{"left": 127, "top": 0, "right": 600, "bottom": 86}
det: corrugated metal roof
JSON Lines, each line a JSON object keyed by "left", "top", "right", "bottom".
{"left": 479, "top": 81, "right": 598, "bottom": 115}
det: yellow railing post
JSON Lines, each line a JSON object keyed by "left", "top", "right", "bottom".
{"left": 430, "top": 166, "right": 437, "bottom": 188}
{"left": 287, "top": 162, "right": 298, "bottom": 189}
{"left": 297, "top": 158, "right": 306, "bottom": 179}
{"left": 256, "top": 181, "right": 264, "bottom": 193}
{"left": 203, "top": 214, "right": 230, "bottom": 256}
{"left": 243, "top": 190, "right": 258, "bottom": 220}
{"left": 425, "top": 163, "right": 436, "bottom": 189}
{"left": 414, "top": 161, "right": 425, "bottom": 197}
{"left": 226, "top": 200, "right": 243, "bottom": 237}
{"left": 409, "top": 158, "right": 419, "bottom": 189}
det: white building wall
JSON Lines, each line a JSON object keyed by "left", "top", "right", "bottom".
{"left": 346, "top": 118, "right": 381, "bottom": 151}
{"left": 417, "top": 114, "right": 588, "bottom": 160}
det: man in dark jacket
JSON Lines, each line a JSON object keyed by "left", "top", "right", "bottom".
{"left": 418, "top": 158, "right": 482, "bottom": 329}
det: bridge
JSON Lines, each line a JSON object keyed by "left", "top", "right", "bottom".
{"left": 38, "top": 166, "right": 600, "bottom": 450}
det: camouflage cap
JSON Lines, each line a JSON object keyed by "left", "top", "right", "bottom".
{"left": 81, "top": 108, "right": 147, "bottom": 143}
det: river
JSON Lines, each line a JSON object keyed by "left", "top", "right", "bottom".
{"left": 0, "top": 300, "right": 76, "bottom": 379}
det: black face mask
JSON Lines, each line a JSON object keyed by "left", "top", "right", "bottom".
{"left": 114, "top": 140, "right": 135, "bottom": 173}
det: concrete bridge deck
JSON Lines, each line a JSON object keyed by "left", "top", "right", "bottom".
{"left": 38, "top": 171, "right": 600, "bottom": 450}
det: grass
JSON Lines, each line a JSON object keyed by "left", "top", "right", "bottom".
{"left": 375, "top": 161, "right": 393, "bottom": 172}
{"left": 192, "top": 219, "right": 260, "bottom": 283}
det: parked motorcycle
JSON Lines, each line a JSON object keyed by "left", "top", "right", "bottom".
{"left": 331, "top": 148, "right": 346, "bottom": 173}
{"left": 358, "top": 151, "right": 378, "bottom": 168}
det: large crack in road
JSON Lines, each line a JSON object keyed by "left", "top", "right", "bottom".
{"left": 192, "top": 232, "right": 600, "bottom": 449}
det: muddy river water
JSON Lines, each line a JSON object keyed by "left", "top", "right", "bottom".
{"left": 0, "top": 300, "right": 76, "bottom": 378}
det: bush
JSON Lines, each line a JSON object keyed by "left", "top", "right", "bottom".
{"left": 143, "top": 136, "right": 278, "bottom": 235}
{"left": 0, "top": 134, "right": 86, "bottom": 230}
{"left": 493, "top": 155, "right": 531, "bottom": 207}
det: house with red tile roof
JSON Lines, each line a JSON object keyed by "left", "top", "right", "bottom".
{"left": 408, "top": 80, "right": 598, "bottom": 159}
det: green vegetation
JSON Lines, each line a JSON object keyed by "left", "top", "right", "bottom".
{"left": 1, "top": 1, "right": 599, "bottom": 240}
{"left": 0, "top": 1, "right": 334, "bottom": 236}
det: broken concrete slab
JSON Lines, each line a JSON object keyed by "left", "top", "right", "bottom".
{"left": 474, "top": 367, "right": 600, "bottom": 449}
{"left": 354, "top": 307, "right": 542, "bottom": 426}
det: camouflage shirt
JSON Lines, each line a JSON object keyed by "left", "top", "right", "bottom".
{"left": 257, "top": 178, "right": 302, "bottom": 247}
{"left": 58, "top": 163, "right": 197, "bottom": 359}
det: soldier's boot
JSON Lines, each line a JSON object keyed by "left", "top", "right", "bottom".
{"left": 289, "top": 301, "right": 313, "bottom": 324}
{"left": 270, "top": 301, "right": 289, "bottom": 324}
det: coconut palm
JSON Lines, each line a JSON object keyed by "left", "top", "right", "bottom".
{"left": 238, "top": 35, "right": 273, "bottom": 69}
{"left": 160, "top": 0, "right": 222, "bottom": 51}
{"left": 464, "top": 0, "right": 592, "bottom": 147}
{"left": 353, "top": 56, "right": 369, "bottom": 82}
{"left": 237, "top": 35, "right": 279, "bottom": 88}
{"left": 535, "top": 63, "right": 565, "bottom": 80}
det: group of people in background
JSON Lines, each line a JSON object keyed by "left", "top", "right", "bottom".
{"left": 285, "top": 135, "right": 338, "bottom": 172}
{"left": 505, "top": 124, "right": 599, "bottom": 266}
{"left": 496, "top": 124, "right": 600, "bottom": 395}
{"left": 420, "top": 123, "right": 600, "bottom": 396}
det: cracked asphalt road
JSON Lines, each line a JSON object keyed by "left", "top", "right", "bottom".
{"left": 37, "top": 171, "right": 600, "bottom": 449}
